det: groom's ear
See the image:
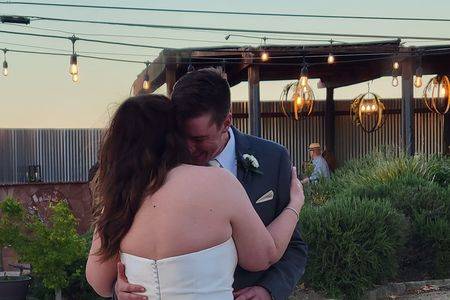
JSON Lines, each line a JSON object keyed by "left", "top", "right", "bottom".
{"left": 222, "top": 113, "right": 232, "bottom": 132}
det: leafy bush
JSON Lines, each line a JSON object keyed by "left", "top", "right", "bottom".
{"left": 0, "top": 197, "right": 100, "bottom": 299}
{"left": 302, "top": 152, "right": 450, "bottom": 297}
{"left": 300, "top": 197, "right": 408, "bottom": 300}
{"left": 306, "top": 152, "right": 450, "bottom": 205}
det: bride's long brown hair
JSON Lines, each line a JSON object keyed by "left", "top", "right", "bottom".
{"left": 92, "top": 94, "right": 190, "bottom": 261}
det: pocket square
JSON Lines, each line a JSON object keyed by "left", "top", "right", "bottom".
{"left": 255, "top": 190, "right": 274, "bottom": 204}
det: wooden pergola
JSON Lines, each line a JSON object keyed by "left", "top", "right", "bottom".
{"left": 132, "top": 40, "right": 450, "bottom": 155}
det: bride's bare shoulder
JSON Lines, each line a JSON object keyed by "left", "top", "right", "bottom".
{"left": 171, "top": 164, "right": 237, "bottom": 184}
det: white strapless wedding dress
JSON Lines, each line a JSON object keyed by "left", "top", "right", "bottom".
{"left": 120, "top": 238, "right": 238, "bottom": 300}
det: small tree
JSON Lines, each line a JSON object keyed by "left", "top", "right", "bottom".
{"left": 0, "top": 197, "right": 87, "bottom": 300}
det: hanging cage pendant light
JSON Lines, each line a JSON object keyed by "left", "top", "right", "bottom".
{"left": 350, "top": 85, "right": 385, "bottom": 133}
{"left": 280, "top": 81, "right": 315, "bottom": 120}
{"left": 423, "top": 75, "right": 450, "bottom": 115}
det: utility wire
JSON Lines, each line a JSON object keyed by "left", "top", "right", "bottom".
{"left": 4, "top": 24, "right": 260, "bottom": 45}
{"left": 0, "top": 41, "right": 159, "bottom": 57}
{"left": 2, "top": 1, "right": 450, "bottom": 23}
{"left": 0, "top": 29, "right": 170, "bottom": 49}
{"left": 4, "top": 46, "right": 450, "bottom": 67}
{"left": 4, "top": 48, "right": 146, "bottom": 64}
{"left": 225, "top": 33, "right": 346, "bottom": 44}
{"left": 21, "top": 15, "right": 450, "bottom": 42}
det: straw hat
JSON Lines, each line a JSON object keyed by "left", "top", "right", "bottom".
{"left": 308, "top": 143, "right": 321, "bottom": 150}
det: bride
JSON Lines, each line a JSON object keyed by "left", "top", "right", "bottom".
{"left": 86, "top": 94, "right": 304, "bottom": 300}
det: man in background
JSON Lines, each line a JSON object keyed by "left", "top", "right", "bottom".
{"left": 301, "top": 143, "right": 331, "bottom": 184}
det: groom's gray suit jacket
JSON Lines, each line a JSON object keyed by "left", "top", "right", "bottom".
{"left": 231, "top": 127, "right": 308, "bottom": 300}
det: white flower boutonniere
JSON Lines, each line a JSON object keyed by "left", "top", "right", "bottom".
{"left": 241, "top": 154, "right": 263, "bottom": 175}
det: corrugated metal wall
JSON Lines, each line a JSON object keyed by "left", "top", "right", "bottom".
{"left": 0, "top": 99, "right": 444, "bottom": 184}
{"left": 233, "top": 98, "right": 444, "bottom": 168}
{"left": 0, "top": 129, "right": 102, "bottom": 184}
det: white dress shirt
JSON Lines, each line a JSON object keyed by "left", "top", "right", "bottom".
{"left": 213, "top": 128, "right": 237, "bottom": 177}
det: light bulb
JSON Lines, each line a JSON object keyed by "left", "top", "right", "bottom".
{"left": 143, "top": 80, "right": 150, "bottom": 90}
{"left": 414, "top": 76, "right": 423, "bottom": 88}
{"left": 70, "top": 63, "right": 78, "bottom": 75}
{"left": 299, "top": 65, "right": 309, "bottom": 87}
{"left": 327, "top": 53, "right": 335, "bottom": 64}
{"left": 361, "top": 105, "right": 366, "bottom": 112}
{"left": 440, "top": 86, "right": 446, "bottom": 97}
{"left": 143, "top": 71, "right": 150, "bottom": 90}
{"left": 414, "top": 66, "right": 423, "bottom": 88}
{"left": 393, "top": 61, "right": 400, "bottom": 70}
{"left": 2, "top": 60, "right": 8, "bottom": 76}
{"left": 392, "top": 76, "right": 399, "bottom": 87}
{"left": 69, "top": 54, "right": 78, "bottom": 75}
{"left": 296, "top": 96, "right": 302, "bottom": 105}
{"left": 261, "top": 51, "right": 269, "bottom": 62}
{"left": 300, "top": 76, "right": 308, "bottom": 87}
{"left": 371, "top": 104, "right": 376, "bottom": 111}
{"left": 72, "top": 73, "right": 79, "bottom": 83}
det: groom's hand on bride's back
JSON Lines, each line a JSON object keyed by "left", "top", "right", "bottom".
{"left": 234, "top": 286, "right": 272, "bottom": 300}
{"left": 115, "top": 262, "right": 147, "bottom": 300}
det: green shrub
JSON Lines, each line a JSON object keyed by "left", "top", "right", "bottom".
{"left": 334, "top": 169, "right": 449, "bottom": 279}
{"left": 308, "top": 152, "right": 450, "bottom": 204}
{"left": 303, "top": 152, "right": 450, "bottom": 283}
{"left": 300, "top": 197, "right": 408, "bottom": 300}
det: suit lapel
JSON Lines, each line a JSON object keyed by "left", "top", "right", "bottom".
{"left": 232, "top": 127, "right": 251, "bottom": 188}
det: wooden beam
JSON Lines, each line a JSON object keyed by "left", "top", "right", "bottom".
{"left": 401, "top": 57, "right": 415, "bottom": 156}
{"left": 324, "top": 88, "right": 336, "bottom": 154}
{"left": 248, "top": 64, "right": 261, "bottom": 137}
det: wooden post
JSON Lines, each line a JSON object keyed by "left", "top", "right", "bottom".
{"left": 444, "top": 112, "right": 450, "bottom": 155}
{"left": 165, "top": 63, "right": 177, "bottom": 96}
{"left": 401, "top": 58, "right": 415, "bottom": 156}
{"left": 324, "top": 88, "right": 336, "bottom": 154}
{"left": 248, "top": 64, "right": 261, "bottom": 137}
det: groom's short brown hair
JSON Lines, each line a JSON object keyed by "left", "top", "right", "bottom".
{"left": 171, "top": 67, "right": 231, "bottom": 125}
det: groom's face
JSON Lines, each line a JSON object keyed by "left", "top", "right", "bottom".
{"left": 183, "top": 112, "right": 231, "bottom": 165}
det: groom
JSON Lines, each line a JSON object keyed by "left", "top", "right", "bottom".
{"left": 115, "top": 68, "right": 308, "bottom": 300}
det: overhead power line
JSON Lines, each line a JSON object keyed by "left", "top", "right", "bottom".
{"left": 0, "top": 41, "right": 159, "bottom": 57}
{"left": 0, "top": 29, "right": 170, "bottom": 49}
{"left": 19, "top": 15, "right": 450, "bottom": 42}
{"left": 1, "top": 1, "right": 450, "bottom": 23}
{"left": 5, "top": 24, "right": 356, "bottom": 46}
{"left": 4, "top": 24, "right": 260, "bottom": 45}
{"left": 3, "top": 48, "right": 146, "bottom": 64}
{"left": 4, "top": 45, "right": 450, "bottom": 67}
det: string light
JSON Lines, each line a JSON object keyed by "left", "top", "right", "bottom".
{"left": 393, "top": 61, "right": 400, "bottom": 70}
{"left": 414, "top": 66, "right": 423, "bottom": 88}
{"left": 143, "top": 61, "right": 150, "bottom": 90}
{"left": 299, "top": 56, "right": 309, "bottom": 87}
{"left": 392, "top": 76, "right": 399, "bottom": 87}
{"left": 69, "top": 35, "right": 79, "bottom": 83}
{"left": 69, "top": 54, "right": 78, "bottom": 75}
{"left": 391, "top": 54, "right": 400, "bottom": 87}
{"left": 414, "top": 53, "right": 423, "bottom": 88}
{"left": 260, "top": 37, "right": 269, "bottom": 62}
{"left": 2, "top": 49, "right": 8, "bottom": 76}
{"left": 327, "top": 39, "right": 335, "bottom": 64}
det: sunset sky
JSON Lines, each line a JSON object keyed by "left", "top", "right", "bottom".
{"left": 1, "top": 0, "right": 449, "bottom": 128}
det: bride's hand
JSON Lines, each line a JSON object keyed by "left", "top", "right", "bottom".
{"left": 289, "top": 167, "right": 305, "bottom": 213}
